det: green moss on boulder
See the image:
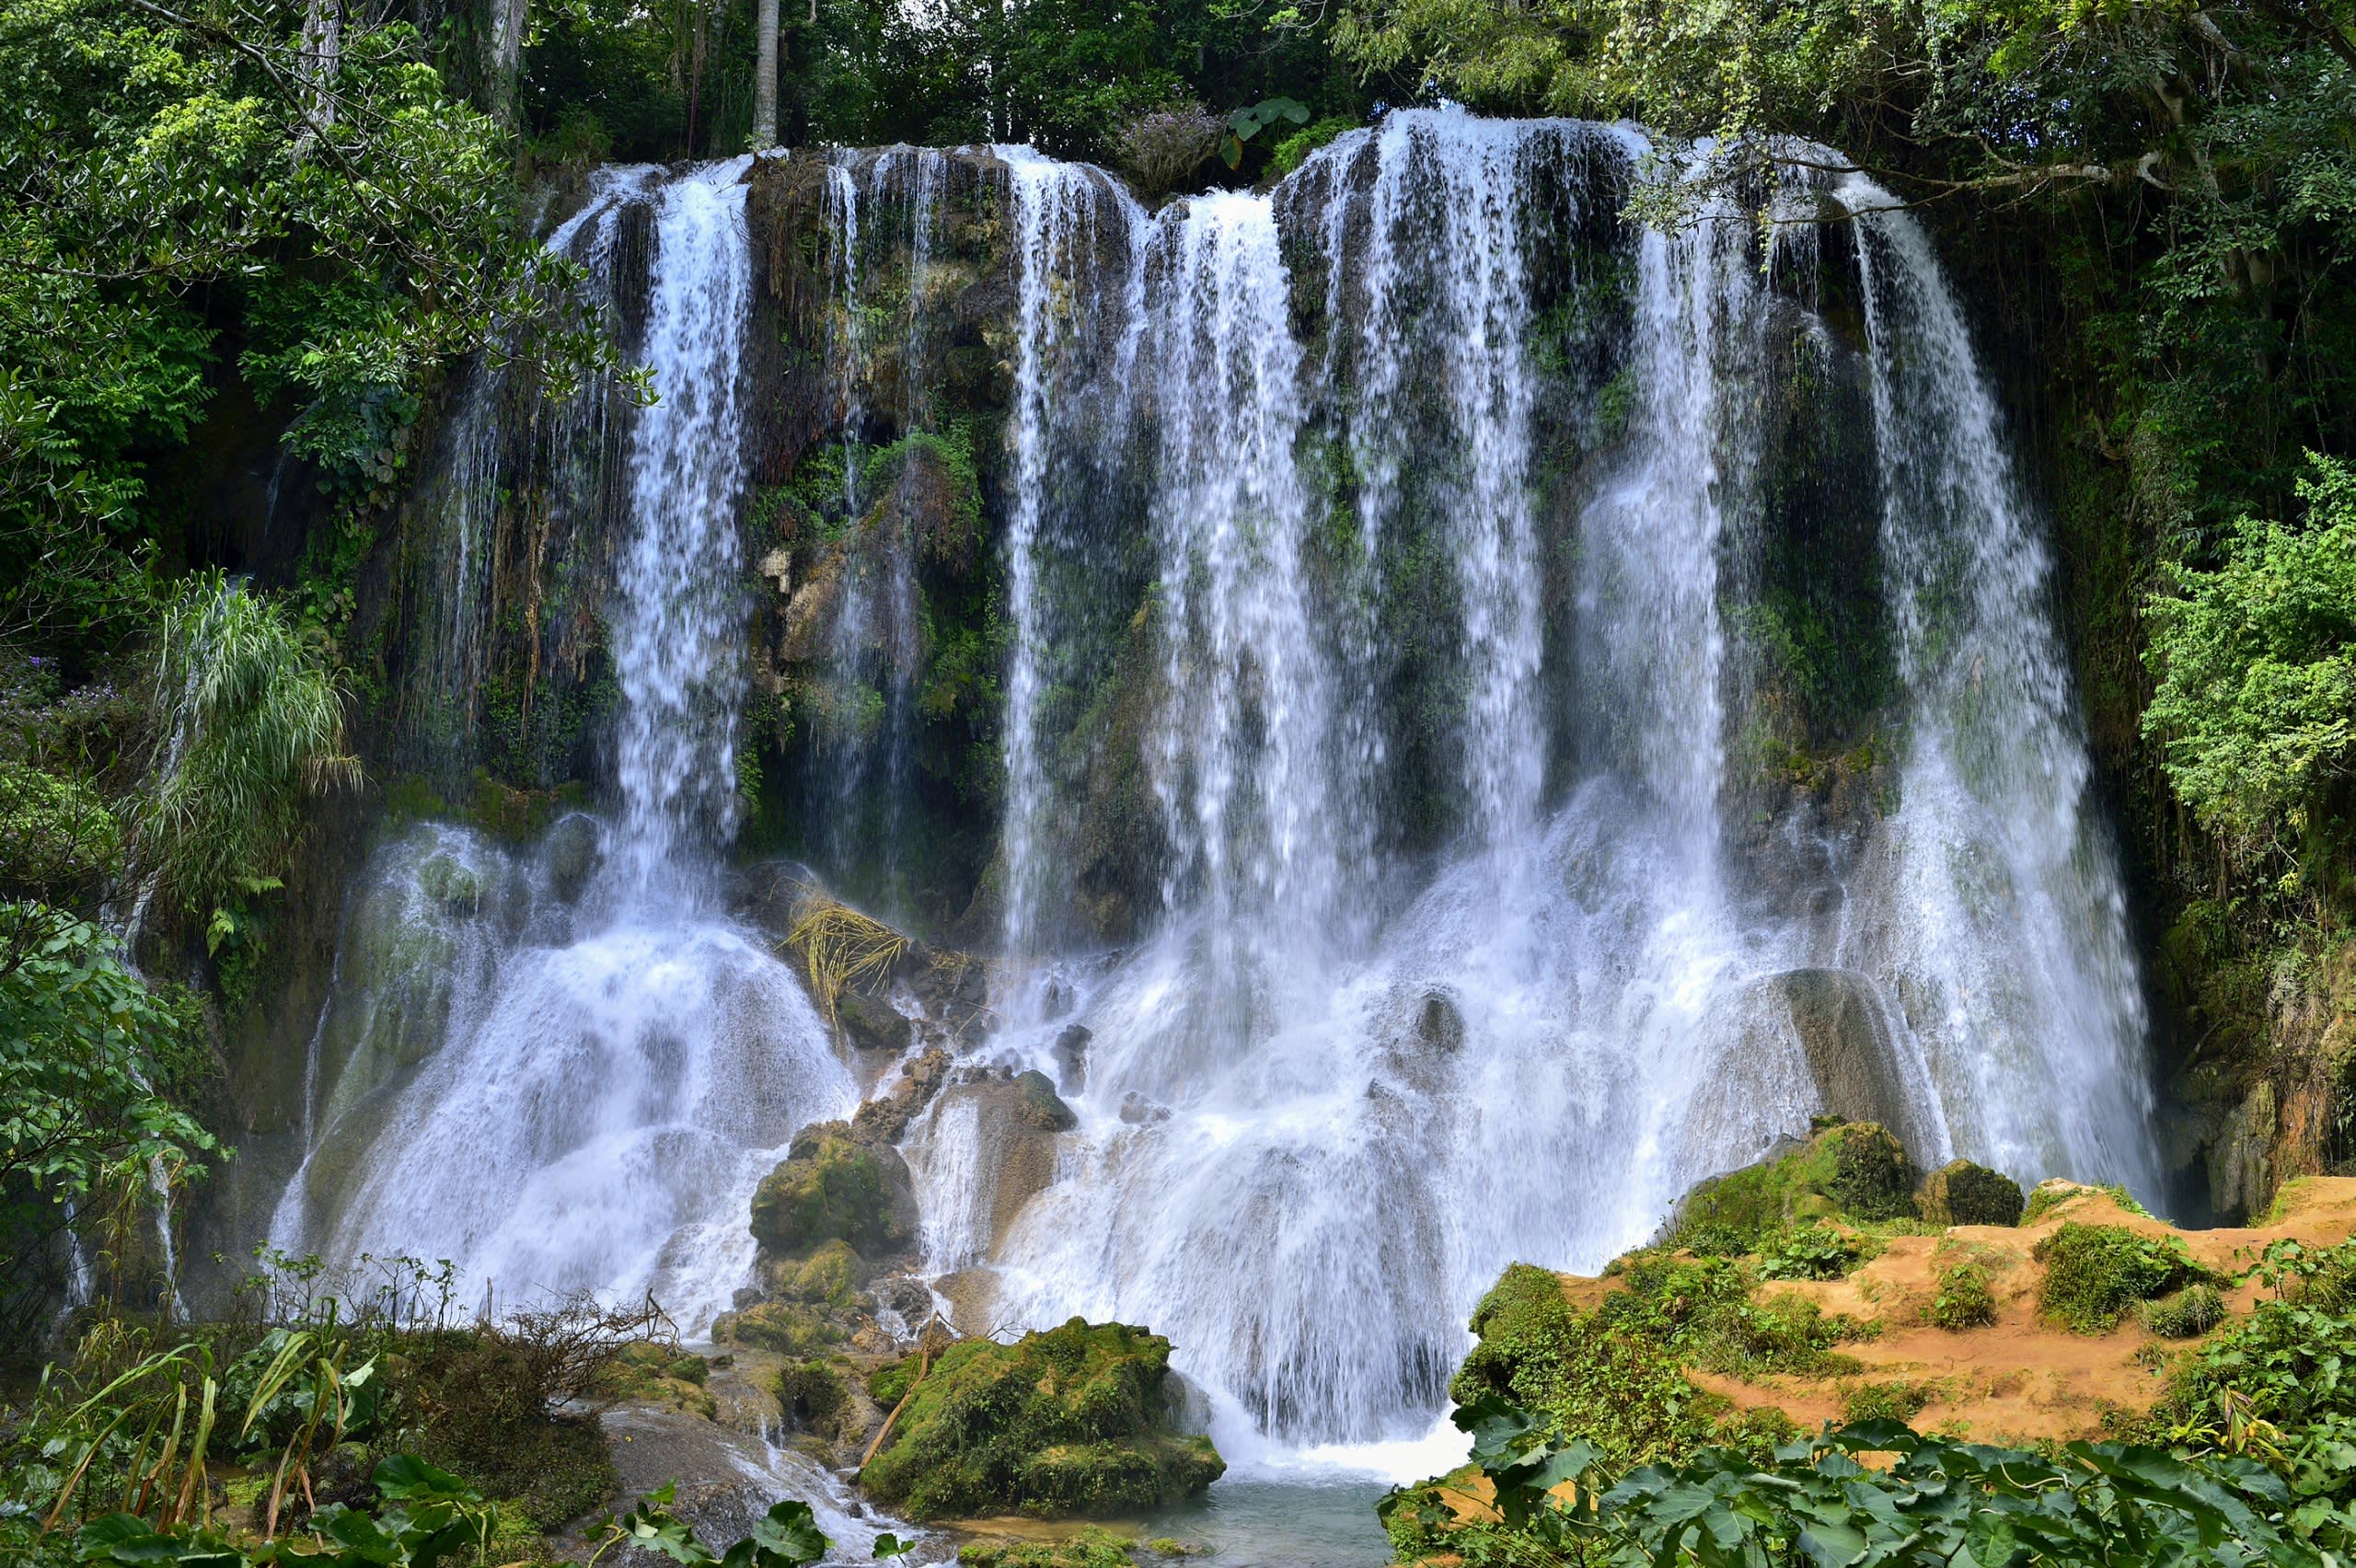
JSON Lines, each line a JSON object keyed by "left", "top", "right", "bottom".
{"left": 718, "top": 1301, "right": 845, "bottom": 1355}
{"left": 859, "top": 1318, "right": 1223, "bottom": 1520}
{"left": 1669, "top": 1122, "right": 1918, "bottom": 1251}
{"left": 781, "top": 1237, "right": 861, "bottom": 1305}
{"left": 751, "top": 1124, "right": 909, "bottom": 1257}
{"left": 1917, "top": 1159, "right": 2026, "bottom": 1228}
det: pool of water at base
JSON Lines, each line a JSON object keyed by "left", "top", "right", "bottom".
{"left": 957, "top": 1479, "right": 1396, "bottom": 1568}
{"left": 1132, "top": 1478, "right": 1394, "bottom": 1567}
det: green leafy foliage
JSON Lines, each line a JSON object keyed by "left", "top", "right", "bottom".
{"left": 139, "top": 574, "right": 356, "bottom": 921}
{"left": 1388, "top": 1397, "right": 2356, "bottom": 1566}
{"left": 1217, "top": 96, "right": 1307, "bottom": 167}
{"left": 0, "top": 905, "right": 214, "bottom": 1332}
{"left": 2144, "top": 1283, "right": 2228, "bottom": 1340}
{"left": 2144, "top": 454, "right": 2356, "bottom": 859}
{"left": 1756, "top": 1222, "right": 1869, "bottom": 1281}
{"left": 0, "top": 0, "right": 593, "bottom": 647}
{"left": 1448, "top": 1255, "right": 1866, "bottom": 1476}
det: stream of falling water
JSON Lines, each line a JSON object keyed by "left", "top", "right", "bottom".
{"left": 269, "top": 159, "right": 856, "bottom": 1331}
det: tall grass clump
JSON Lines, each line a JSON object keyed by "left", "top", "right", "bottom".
{"left": 139, "top": 572, "right": 357, "bottom": 916}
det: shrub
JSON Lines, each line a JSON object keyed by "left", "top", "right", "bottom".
{"left": 1927, "top": 1261, "right": 1997, "bottom": 1330}
{"left": 1115, "top": 104, "right": 1219, "bottom": 202}
{"left": 1842, "top": 1379, "right": 1932, "bottom": 1424}
{"left": 140, "top": 573, "right": 358, "bottom": 917}
{"left": 2141, "top": 1284, "right": 2226, "bottom": 1339}
{"left": 1758, "top": 1223, "right": 1869, "bottom": 1280}
{"left": 2035, "top": 1223, "right": 2195, "bottom": 1333}
{"left": 2143, "top": 452, "right": 2356, "bottom": 847}
{"left": 1270, "top": 116, "right": 1357, "bottom": 175}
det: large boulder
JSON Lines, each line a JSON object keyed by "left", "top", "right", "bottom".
{"left": 749, "top": 1123, "right": 917, "bottom": 1261}
{"left": 1916, "top": 1159, "right": 2025, "bottom": 1227}
{"left": 908, "top": 1070, "right": 1078, "bottom": 1268}
{"left": 1762, "top": 968, "right": 1939, "bottom": 1165}
{"left": 858, "top": 1318, "right": 1224, "bottom": 1519}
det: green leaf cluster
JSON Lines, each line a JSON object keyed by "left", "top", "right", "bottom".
{"left": 2144, "top": 454, "right": 2356, "bottom": 863}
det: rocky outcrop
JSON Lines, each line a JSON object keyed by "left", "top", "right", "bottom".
{"left": 1761, "top": 969, "right": 1941, "bottom": 1167}
{"left": 858, "top": 1317, "right": 1224, "bottom": 1519}
{"left": 1915, "top": 1159, "right": 2025, "bottom": 1228}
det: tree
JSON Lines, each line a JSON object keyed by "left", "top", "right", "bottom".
{"left": 754, "top": 0, "right": 778, "bottom": 145}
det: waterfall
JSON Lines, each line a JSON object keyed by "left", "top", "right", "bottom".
{"left": 952, "top": 113, "right": 2155, "bottom": 1453}
{"left": 995, "top": 149, "right": 1147, "bottom": 969}
{"left": 810, "top": 149, "right": 953, "bottom": 903}
{"left": 1833, "top": 175, "right": 2159, "bottom": 1193}
{"left": 270, "top": 159, "right": 856, "bottom": 1330}
{"left": 608, "top": 161, "right": 757, "bottom": 897}
{"left": 265, "top": 118, "right": 2162, "bottom": 1466}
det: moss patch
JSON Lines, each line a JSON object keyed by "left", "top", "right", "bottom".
{"left": 1917, "top": 1160, "right": 2026, "bottom": 1228}
{"left": 751, "top": 1129, "right": 904, "bottom": 1256}
{"left": 957, "top": 1528, "right": 1137, "bottom": 1568}
{"left": 859, "top": 1319, "right": 1223, "bottom": 1520}
{"left": 1670, "top": 1122, "right": 1918, "bottom": 1251}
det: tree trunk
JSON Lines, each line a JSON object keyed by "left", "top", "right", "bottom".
{"left": 753, "top": 0, "right": 779, "bottom": 148}
{"left": 295, "top": 0, "right": 342, "bottom": 153}
{"left": 489, "top": 0, "right": 529, "bottom": 127}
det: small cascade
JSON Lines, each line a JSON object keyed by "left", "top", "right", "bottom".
{"left": 995, "top": 148, "right": 1148, "bottom": 969}
{"left": 607, "top": 160, "right": 757, "bottom": 898}
{"left": 271, "top": 160, "right": 855, "bottom": 1331}
{"left": 1831, "top": 176, "right": 2159, "bottom": 1193}
{"left": 1144, "top": 191, "right": 1342, "bottom": 956}
{"left": 807, "top": 149, "right": 953, "bottom": 902}
{"left": 1329, "top": 112, "right": 1560, "bottom": 844}
{"left": 404, "top": 165, "right": 656, "bottom": 772}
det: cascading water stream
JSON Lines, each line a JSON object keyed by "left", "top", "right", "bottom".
{"left": 913, "top": 113, "right": 2160, "bottom": 1461}
{"left": 1831, "top": 175, "right": 2159, "bottom": 1194}
{"left": 270, "top": 159, "right": 855, "bottom": 1331}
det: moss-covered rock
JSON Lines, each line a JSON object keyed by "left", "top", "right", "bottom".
{"left": 1668, "top": 1121, "right": 1918, "bottom": 1250}
{"left": 859, "top": 1318, "right": 1223, "bottom": 1520}
{"left": 1916, "top": 1159, "right": 2025, "bottom": 1228}
{"left": 716, "top": 1300, "right": 847, "bottom": 1356}
{"left": 750, "top": 1124, "right": 913, "bottom": 1258}
{"left": 595, "top": 1342, "right": 718, "bottom": 1418}
{"left": 779, "top": 1358, "right": 853, "bottom": 1438}
{"left": 780, "top": 1236, "right": 862, "bottom": 1305}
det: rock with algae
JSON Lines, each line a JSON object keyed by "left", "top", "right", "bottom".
{"left": 1667, "top": 1120, "right": 1919, "bottom": 1249}
{"left": 859, "top": 1318, "right": 1224, "bottom": 1520}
